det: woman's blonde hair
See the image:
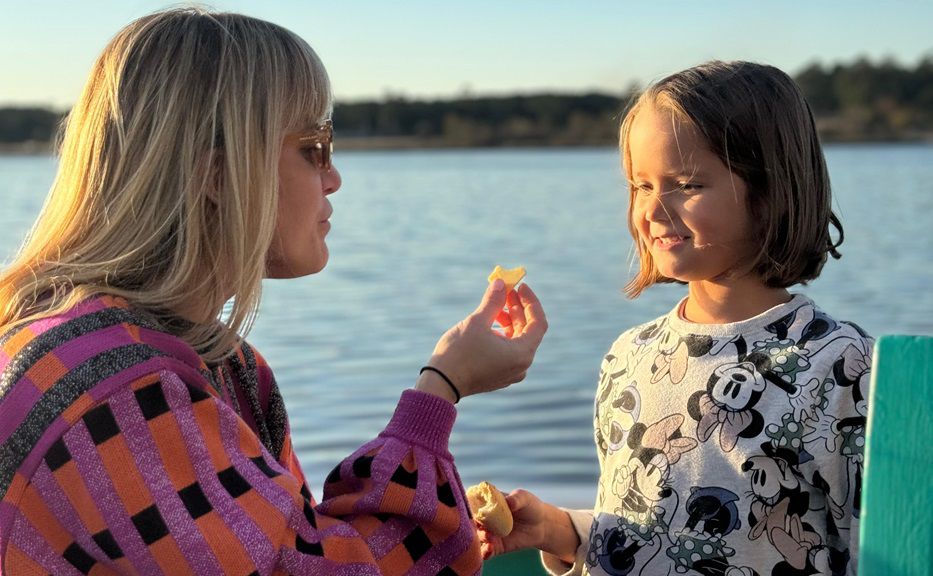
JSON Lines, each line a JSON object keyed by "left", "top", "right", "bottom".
{"left": 0, "top": 7, "right": 331, "bottom": 361}
{"left": 620, "top": 60, "right": 843, "bottom": 298}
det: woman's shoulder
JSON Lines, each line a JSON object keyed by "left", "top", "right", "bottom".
{"left": 0, "top": 294, "right": 209, "bottom": 388}
{"left": 0, "top": 295, "right": 221, "bottom": 506}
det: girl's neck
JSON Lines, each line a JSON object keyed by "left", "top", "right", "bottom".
{"left": 683, "top": 278, "right": 791, "bottom": 324}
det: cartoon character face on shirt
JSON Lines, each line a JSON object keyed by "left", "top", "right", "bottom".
{"left": 742, "top": 452, "right": 799, "bottom": 505}
{"left": 637, "top": 455, "right": 671, "bottom": 501}
{"left": 689, "top": 361, "right": 767, "bottom": 452}
{"left": 588, "top": 514, "right": 648, "bottom": 576}
{"left": 607, "top": 386, "right": 641, "bottom": 453}
{"left": 634, "top": 321, "right": 664, "bottom": 346}
{"left": 613, "top": 414, "right": 698, "bottom": 523}
{"left": 612, "top": 457, "right": 671, "bottom": 520}
{"left": 683, "top": 486, "right": 742, "bottom": 537}
{"left": 650, "top": 333, "right": 715, "bottom": 386}
{"left": 709, "top": 362, "right": 767, "bottom": 410}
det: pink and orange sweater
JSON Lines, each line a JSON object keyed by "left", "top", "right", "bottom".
{"left": 0, "top": 295, "right": 480, "bottom": 575}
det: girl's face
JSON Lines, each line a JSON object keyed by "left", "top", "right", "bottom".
{"left": 628, "top": 104, "right": 755, "bottom": 286}
{"left": 266, "top": 127, "right": 341, "bottom": 278}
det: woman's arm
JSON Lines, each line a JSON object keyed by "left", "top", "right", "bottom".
{"left": 5, "top": 371, "right": 478, "bottom": 575}
{"left": 3, "top": 281, "right": 547, "bottom": 575}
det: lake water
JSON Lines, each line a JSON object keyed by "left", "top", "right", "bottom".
{"left": 2, "top": 145, "right": 931, "bottom": 508}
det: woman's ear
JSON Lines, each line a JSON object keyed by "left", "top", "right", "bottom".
{"left": 203, "top": 150, "right": 225, "bottom": 206}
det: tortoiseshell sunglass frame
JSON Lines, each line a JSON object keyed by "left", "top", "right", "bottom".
{"left": 285, "top": 119, "right": 333, "bottom": 171}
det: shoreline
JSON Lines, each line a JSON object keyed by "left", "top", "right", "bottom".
{"left": 4, "top": 135, "right": 933, "bottom": 156}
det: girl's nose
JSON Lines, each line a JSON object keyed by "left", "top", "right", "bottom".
{"left": 642, "top": 189, "right": 670, "bottom": 223}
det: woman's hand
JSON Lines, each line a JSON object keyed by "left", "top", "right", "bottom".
{"left": 418, "top": 279, "right": 547, "bottom": 400}
{"left": 477, "top": 489, "right": 580, "bottom": 564}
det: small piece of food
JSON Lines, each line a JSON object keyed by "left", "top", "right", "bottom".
{"left": 466, "top": 481, "right": 513, "bottom": 537}
{"left": 487, "top": 265, "right": 526, "bottom": 292}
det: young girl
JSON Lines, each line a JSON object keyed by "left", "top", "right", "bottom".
{"left": 478, "top": 61, "right": 872, "bottom": 576}
{"left": 0, "top": 8, "right": 546, "bottom": 575}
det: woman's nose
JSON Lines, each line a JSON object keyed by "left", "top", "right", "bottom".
{"left": 323, "top": 165, "right": 341, "bottom": 195}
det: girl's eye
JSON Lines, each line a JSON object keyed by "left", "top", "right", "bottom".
{"left": 677, "top": 182, "right": 703, "bottom": 194}
{"left": 633, "top": 183, "right": 652, "bottom": 194}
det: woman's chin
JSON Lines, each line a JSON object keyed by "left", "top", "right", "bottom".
{"left": 265, "top": 254, "right": 328, "bottom": 279}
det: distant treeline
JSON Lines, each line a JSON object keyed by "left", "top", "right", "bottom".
{"left": 2, "top": 56, "right": 932, "bottom": 150}
{"left": 0, "top": 107, "right": 62, "bottom": 150}
{"left": 795, "top": 57, "right": 933, "bottom": 141}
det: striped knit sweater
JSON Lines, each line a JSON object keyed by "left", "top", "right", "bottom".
{"left": 0, "top": 295, "right": 480, "bottom": 575}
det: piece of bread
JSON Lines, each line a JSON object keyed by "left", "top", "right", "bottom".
{"left": 487, "top": 265, "right": 526, "bottom": 292}
{"left": 466, "top": 481, "right": 513, "bottom": 537}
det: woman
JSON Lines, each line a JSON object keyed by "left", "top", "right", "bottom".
{"left": 0, "top": 8, "right": 546, "bottom": 575}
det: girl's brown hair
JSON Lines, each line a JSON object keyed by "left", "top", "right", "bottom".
{"left": 620, "top": 60, "right": 843, "bottom": 298}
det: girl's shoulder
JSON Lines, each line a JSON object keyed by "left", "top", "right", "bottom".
{"left": 606, "top": 311, "right": 674, "bottom": 356}
{"left": 785, "top": 295, "right": 874, "bottom": 349}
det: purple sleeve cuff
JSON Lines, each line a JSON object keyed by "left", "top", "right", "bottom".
{"left": 380, "top": 389, "right": 457, "bottom": 458}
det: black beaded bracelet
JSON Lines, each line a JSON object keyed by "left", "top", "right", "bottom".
{"left": 419, "top": 366, "right": 461, "bottom": 403}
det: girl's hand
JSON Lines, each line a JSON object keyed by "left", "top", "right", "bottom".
{"left": 477, "top": 489, "right": 580, "bottom": 564}
{"left": 419, "top": 280, "right": 547, "bottom": 400}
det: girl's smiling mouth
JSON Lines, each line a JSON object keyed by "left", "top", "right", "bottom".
{"left": 652, "top": 235, "right": 688, "bottom": 250}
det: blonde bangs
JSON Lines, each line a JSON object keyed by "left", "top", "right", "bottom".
{"left": 277, "top": 28, "right": 333, "bottom": 131}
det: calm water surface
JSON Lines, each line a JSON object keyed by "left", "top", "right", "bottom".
{"left": 2, "top": 145, "right": 931, "bottom": 506}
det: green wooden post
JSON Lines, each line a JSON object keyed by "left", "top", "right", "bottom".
{"left": 860, "top": 335, "right": 933, "bottom": 576}
{"left": 483, "top": 548, "right": 550, "bottom": 576}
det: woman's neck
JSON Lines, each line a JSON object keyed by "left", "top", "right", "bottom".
{"left": 683, "top": 278, "right": 791, "bottom": 324}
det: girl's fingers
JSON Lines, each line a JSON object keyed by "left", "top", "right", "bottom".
{"left": 506, "top": 488, "right": 535, "bottom": 512}
{"left": 476, "top": 526, "right": 503, "bottom": 560}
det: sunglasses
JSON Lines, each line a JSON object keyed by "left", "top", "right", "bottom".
{"left": 285, "top": 119, "right": 333, "bottom": 171}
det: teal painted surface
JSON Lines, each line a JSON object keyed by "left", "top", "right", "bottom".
{"left": 860, "top": 335, "right": 933, "bottom": 576}
{"left": 483, "top": 548, "right": 549, "bottom": 575}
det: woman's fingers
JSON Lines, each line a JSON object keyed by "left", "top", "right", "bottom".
{"left": 494, "top": 310, "right": 515, "bottom": 338}
{"left": 515, "top": 284, "right": 547, "bottom": 344}
{"left": 506, "top": 290, "right": 525, "bottom": 338}
{"left": 505, "top": 289, "right": 527, "bottom": 335}
{"left": 494, "top": 290, "right": 528, "bottom": 338}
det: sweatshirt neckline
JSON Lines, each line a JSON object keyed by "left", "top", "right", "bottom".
{"left": 664, "top": 293, "right": 812, "bottom": 336}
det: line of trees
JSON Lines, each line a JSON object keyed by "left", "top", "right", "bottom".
{"left": 796, "top": 57, "right": 933, "bottom": 140}
{"left": 0, "top": 107, "right": 62, "bottom": 147}
{"left": 334, "top": 92, "right": 624, "bottom": 147}
{"left": 2, "top": 56, "right": 931, "bottom": 150}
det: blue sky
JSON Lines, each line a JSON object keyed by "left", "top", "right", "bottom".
{"left": 1, "top": 0, "right": 931, "bottom": 109}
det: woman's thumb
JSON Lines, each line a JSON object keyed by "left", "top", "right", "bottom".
{"left": 474, "top": 279, "right": 507, "bottom": 322}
